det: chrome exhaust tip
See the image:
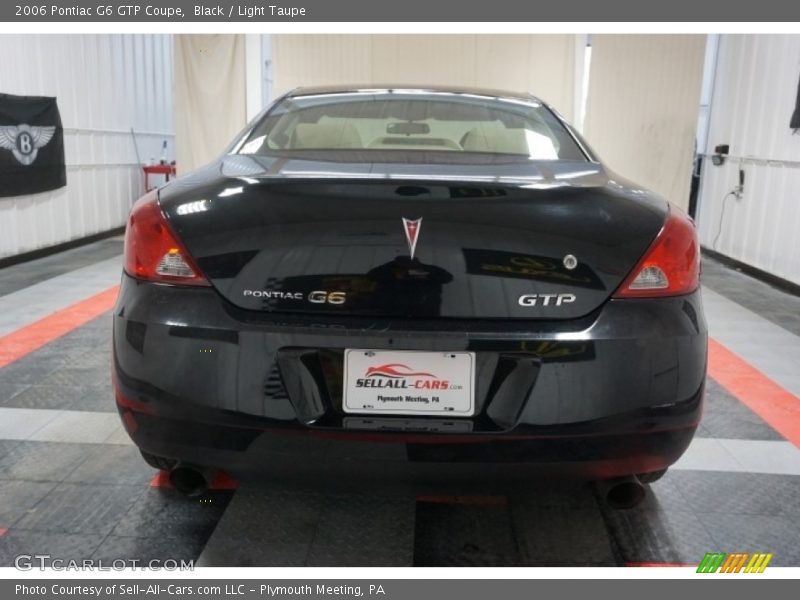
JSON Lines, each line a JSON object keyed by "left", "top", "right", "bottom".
{"left": 168, "top": 463, "right": 216, "bottom": 497}
{"left": 597, "top": 475, "right": 646, "bottom": 510}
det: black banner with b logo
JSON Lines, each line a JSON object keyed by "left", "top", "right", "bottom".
{"left": 0, "top": 93, "right": 66, "bottom": 198}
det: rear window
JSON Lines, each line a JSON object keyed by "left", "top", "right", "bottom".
{"left": 236, "top": 90, "right": 587, "bottom": 161}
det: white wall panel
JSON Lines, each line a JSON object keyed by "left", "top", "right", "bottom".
{"left": 696, "top": 34, "right": 800, "bottom": 285}
{"left": 174, "top": 35, "right": 245, "bottom": 174}
{"left": 244, "top": 34, "right": 264, "bottom": 120}
{"left": 272, "top": 34, "right": 371, "bottom": 95}
{"left": 526, "top": 35, "right": 578, "bottom": 121}
{"left": 0, "top": 34, "right": 174, "bottom": 259}
{"left": 370, "top": 35, "right": 478, "bottom": 89}
{"left": 583, "top": 35, "right": 707, "bottom": 211}
{"left": 272, "top": 35, "right": 577, "bottom": 121}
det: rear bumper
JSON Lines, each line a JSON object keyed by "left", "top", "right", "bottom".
{"left": 112, "top": 275, "right": 707, "bottom": 476}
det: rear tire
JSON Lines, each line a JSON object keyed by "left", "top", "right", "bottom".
{"left": 139, "top": 450, "right": 177, "bottom": 471}
{"left": 637, "top": 468, "right": 668, "bottom": 484}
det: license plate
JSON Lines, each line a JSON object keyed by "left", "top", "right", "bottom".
{"left": 342, "top": 349, "right": 475, "bottom": 417}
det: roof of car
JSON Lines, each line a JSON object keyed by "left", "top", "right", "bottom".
{"left": 285, "top": 84, "right": 543, "bottom": 104}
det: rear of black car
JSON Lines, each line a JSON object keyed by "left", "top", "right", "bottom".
{"left": 112, "top": 88, "right": 706, "bottom": 484}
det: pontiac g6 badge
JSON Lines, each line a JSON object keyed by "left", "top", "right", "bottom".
{"left": 242, "top": 289, "right": 346, "bottom": 304}
{"left": 402, "top": 217, "right": 422, "bottom": 260}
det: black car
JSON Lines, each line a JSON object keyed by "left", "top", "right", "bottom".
{"left": 113, "top": 86, "right": 706, "bottom": 505}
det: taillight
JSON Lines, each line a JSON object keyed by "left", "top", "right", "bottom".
{"left": 613, "top": 206, "right": 699, "bottom": 298}
{"left": 123, "top": 190, "right": 210, "bottom": 286}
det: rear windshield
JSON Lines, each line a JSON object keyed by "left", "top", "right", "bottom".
{"left": 235, "top": 90, "right": 587, "bottom": 161}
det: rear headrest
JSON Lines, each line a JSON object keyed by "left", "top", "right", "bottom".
{"left": 291, "top": 123, "right": 363, "bottom": 149}
{"left": 461, "top": 126, "right": 530, "bottom": 154}
{"left": 461, "top": 125, "right": 559, "bottom": 158}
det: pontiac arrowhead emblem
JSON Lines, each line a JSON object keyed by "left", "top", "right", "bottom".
{"left": 402, "top": 218, "right": 422, "bottom": 260}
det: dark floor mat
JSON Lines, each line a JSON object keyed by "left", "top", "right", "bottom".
{"left": 413, "top": 498, "right": 521, "bottom": 566}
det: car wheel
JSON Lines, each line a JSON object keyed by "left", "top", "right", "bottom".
{"left": 139, "top": 450, "right": 178, "bottom": 471}
{"left": 637, "top": 468, "right": 668, "bottom": 484}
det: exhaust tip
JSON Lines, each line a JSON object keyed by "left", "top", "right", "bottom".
{"left": 598, "top": 476, "right": 646, "bottom": 510}
{"left": 169, "top": 464, "right": 212, "bottom": 497}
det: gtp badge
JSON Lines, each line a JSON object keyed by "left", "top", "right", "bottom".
{"left": 402, "top": 217, "right": 422, "bottom": 260}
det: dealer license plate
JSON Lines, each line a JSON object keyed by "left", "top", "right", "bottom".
{"left": 342, "top": 350, "right": 475, "bottom": 417}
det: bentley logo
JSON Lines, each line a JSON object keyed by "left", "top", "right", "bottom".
{"left": 402, "top": 217, "right": 422, "bottom": 260}
{"left": 0, "top": 124, "right": 56, "bottom": 166}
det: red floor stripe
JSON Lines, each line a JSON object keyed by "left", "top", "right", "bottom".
{"left": 149, "top": 470, "right": 240, "bottom": 490}
{"left": 149, "top": 471, "right": 171, "bottom": 488}
{"left": 708, "top": 338, "right": 800, "bottom": 447}
{"left": 0, "top": 285, "right": 119, "bottom": 369}
{"left": 208, "top": 471, "right": 241, "bottom": 490}
{"left": 625, "top": 562, "right": 696, "bottom": 567}
{"left": 0, "top": 528, "right": 7, "bottom": 537}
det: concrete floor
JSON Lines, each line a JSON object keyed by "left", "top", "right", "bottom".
{"left": 1, "top": 239, "right": 799, "bottom": 567}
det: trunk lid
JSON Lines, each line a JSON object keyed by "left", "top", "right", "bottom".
{"left": 159, "top": 154, "right": 667, "bottom": 320}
